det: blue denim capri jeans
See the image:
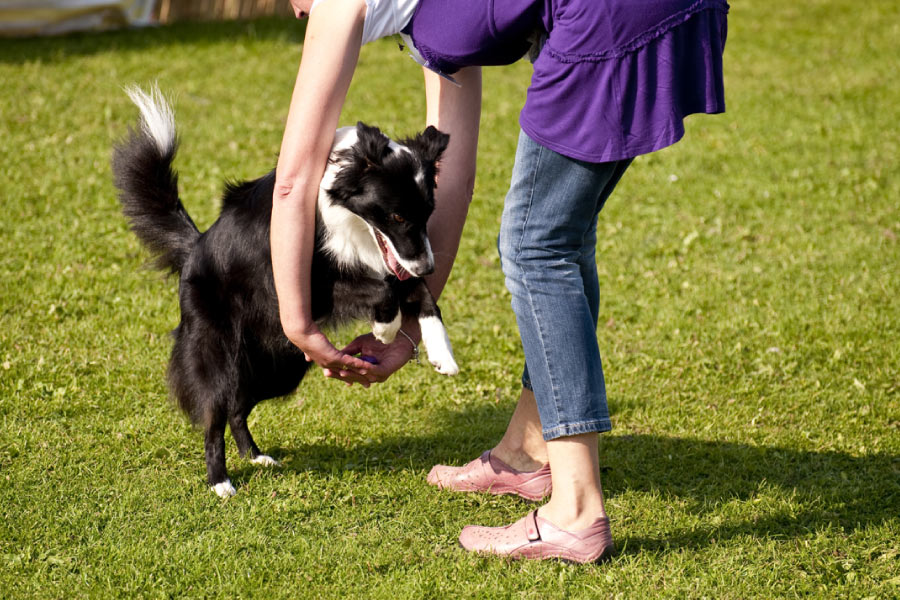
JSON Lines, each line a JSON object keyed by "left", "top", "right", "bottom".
{"left": 498, "top": 130, "right": 632, "bottom": 441}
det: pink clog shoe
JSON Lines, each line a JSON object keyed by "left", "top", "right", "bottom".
{"left": 458, "top": 510, "right": 615, "bottom": 564}
{"left": 426, "top": 450, "right": 551, "bottom": 501}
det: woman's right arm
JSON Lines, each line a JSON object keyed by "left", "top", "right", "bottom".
{"left": 420, "top": 66, "right": 482, "bottom": 301}
{"left": 271, "top": 0, "right": 376, "bottom": 385}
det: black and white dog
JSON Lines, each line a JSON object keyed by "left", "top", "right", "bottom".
{"left": 112, "top": 87, "right": 458, "bottom": 497}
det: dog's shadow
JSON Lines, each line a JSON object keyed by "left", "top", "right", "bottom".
{"left": 230, "top": 401, "right": 899, "bottom": 554}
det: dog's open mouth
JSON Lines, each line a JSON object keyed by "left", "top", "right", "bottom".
{"left": 374, "top": 230, "right": 412, "bottom": 281}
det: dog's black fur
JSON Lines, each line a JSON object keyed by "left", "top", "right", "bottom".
{"left": 112, "top": 88, "right": 453, "bottom": 495}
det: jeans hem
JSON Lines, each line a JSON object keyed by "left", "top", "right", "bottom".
{"left": 542, "top": 419, "right": 612, "bottom": 441}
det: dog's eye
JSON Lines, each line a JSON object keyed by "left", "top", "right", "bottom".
{"left": 392, "top": 214, "right": 405, "bottom": 224}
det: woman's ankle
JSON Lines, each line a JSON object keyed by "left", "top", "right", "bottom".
{"left": 491, "top": 442, "right": 547, "bottom": 472}
{"left": 537, "top": 498, "right": 607, "bottom": 531}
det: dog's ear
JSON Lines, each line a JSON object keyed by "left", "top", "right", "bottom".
{"left": 354, "top": 121, "right": 391, "bottom": 168}
{"left": 406, "top": 126, "right": 450, "bottom": 164}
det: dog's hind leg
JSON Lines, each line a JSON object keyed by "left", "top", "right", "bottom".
{"left": 205, "top": 410, "right": 236, "bottom": 497}
{"left": 169, "top": 277, "right": 245, "bottom": 497}
{"left": 175, "top": 358, "right": 242, "bottom": 496}
{"left": 171, "top": 335, "right": 240, "bottom": 497}
{"left": 229, "top": 407, "right": 279, "bottom": 467}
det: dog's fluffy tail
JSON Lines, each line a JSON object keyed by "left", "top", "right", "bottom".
{"left": 112, "top": 85, "right": 199, "bottom": 273}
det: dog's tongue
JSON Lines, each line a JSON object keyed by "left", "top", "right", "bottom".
{"left": 376, "top": 231, "right": 412, "bottom": 280}
{"left": 387, "top": 250, "right": 412, "bottom": 281}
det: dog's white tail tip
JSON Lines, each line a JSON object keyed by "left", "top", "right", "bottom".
{"left": 124, "top": 83, "right": 176, "bottom": 155}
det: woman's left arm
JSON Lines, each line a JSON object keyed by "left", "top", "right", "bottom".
{"left": 421, "top": 66, "right": 482, "bottom": 301}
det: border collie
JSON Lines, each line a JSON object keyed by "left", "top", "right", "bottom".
{"left": 112, "top": 86, "right": 457, "bottom": 497}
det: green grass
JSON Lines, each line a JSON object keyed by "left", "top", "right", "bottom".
{"left": 1, "top": 0, "right": 898, "bottom": 597}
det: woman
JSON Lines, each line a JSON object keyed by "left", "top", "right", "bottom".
{"left": 273, "top": 0, "right": 728, "bottom": 563}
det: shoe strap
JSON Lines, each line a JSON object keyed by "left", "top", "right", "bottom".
{"left": 525, "top": 510, "right": 541, "bottom": 541}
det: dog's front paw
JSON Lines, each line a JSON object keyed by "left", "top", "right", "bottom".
{"left": 373, "top": 328, "right": 398, "bottom": 345}
{"left": 250, "top": 454, "right": 279, "bottom": 467}
{"left": 432, "top": 357, "right": 460, "bottom": 376}
{"left": 427, "top": 347, "right": 459, "bottom": 376}
{"left": 420, "top": 316, "right": 459, "bottom": 375}
{"left": 211, "top": 479, "right": 237, "bottom": 498}
{"left": 372, "top": 313, "right": 401, "bottom": 344}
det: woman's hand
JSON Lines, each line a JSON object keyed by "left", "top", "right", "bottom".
{"left": 336, "top": 332, "right": 418, "bottom": 384}
{"left": 285, "top": 322, "right": 378, "bottom": 387}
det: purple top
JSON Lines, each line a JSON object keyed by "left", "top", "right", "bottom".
{"left": 402, "top": 0, "right": 729, "bottom": 162}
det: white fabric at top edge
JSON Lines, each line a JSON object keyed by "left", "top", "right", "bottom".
{"left": 0, "top": 0, "right": 156, "bottom": 36}
{"left": 310, "top": 0, "right": 418, "bottom": 45}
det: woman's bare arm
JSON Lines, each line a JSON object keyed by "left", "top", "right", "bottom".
{"left": 422, "top": 66, "right": 482, "bottom": 302}
{"left": 270, "top": 0, "right": 376, "bottom": 385}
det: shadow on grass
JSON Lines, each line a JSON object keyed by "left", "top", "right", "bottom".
{"left": 599, "top": 434, "right": 900, "bottom": 553}
{"left": 229, "top": 401, "right": 899, "bottom": 551}
{"left": 0, "top": 17, "right": 306, "bottom": 65}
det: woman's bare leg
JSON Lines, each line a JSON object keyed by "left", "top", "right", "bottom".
{"left": 539, "top": 432, "right": 606, "bottom": 530}
{"left": 491, "top": 388, "right": 548, "bottom": 471}
{"left": 492, "top": 388, "right": 607, "bottom": 531}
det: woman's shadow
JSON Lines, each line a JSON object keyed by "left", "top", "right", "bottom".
{"left": 248, "top": 401, "right": 899, "bottom": 553}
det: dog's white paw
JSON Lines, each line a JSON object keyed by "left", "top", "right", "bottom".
{"left": 251, "top": 454, "right": 279, "bottom": 467}
{"left": 211, "top": 479, "right": 236, "bottom": 498}
{"left": 425, "top": 341, "right": 459, "bottom": 375}
{"left": 372, "top": 312, "right": 402, "bottom": 344}
{"left": 420, "top": 315, "right": 459, "bottom": 375}
{"left": 430, "top": 355, "right": 459, "bottom": 376}
{"left": 373, "top": 329, "right": 398, "bottom": 345}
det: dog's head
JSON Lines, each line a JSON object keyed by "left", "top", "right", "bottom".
{"left": 322, "top": 122, "right": 450, "bottom": 279}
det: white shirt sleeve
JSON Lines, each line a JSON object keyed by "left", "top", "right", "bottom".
{"left": 311, "top": 0, "right": 418, "bottom": 45}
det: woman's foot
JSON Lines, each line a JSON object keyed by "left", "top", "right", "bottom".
{"left": 458, "top": 509, "right": 614, "bottom": 564}
{"left": 426, "top": 450, "right": 552, "bottom": 501}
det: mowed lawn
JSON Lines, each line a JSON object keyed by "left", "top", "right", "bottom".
{"left": 1, "top": 0, "right": 898, "bottom": 597}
